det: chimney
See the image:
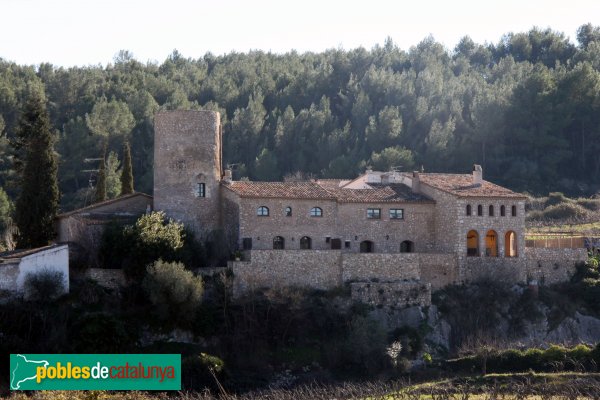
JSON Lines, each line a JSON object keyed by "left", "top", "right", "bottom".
{"left": 223, "top": 168, "right": 233, "bottom": 183}
{"left": 412, "top": 171, "right": 420, "bottom": 193}
{"left": 473, "top": 164, "right": 482, "bottom": 186}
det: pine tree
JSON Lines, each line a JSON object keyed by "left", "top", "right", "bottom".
{"left": 95, "top": 146, "right": 107, "bottom": 202}
{"left": 121, "top": 140, "right": 134, "bottom": 195}
{"left": 14, "top": 93, "right": 59, "bottom": 248}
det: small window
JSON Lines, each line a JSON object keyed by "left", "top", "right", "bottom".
{"left": 257, "top": 206, "right": 269, "bottom": 216}
{"left": 273, "top": 236, "right": 285, "bottom": 250}
{"left": 489, "top": 205, "right": 494, "bottom": 216}
{"left": 360, "top": 240, "right": 374, "bottom": 253}
{"left": 400, "top": 240, "right": 414, "bottom": 253}
{"left": 197, "top": 183, "right": 206, "bottom": 198}
{"left": 367, "top": 208, "right": 381, "bottom": 219}
{"left": 390, "top": 209, "right": 404, "bottom": 219}
{"left": 344, "top": 240, "right": 351, "bottom": 249}
{"left": 300, "top": 236, "right": 311, "bottom": 250}
{"left": 466, "top": 204, "right": 472, "bottom": 216}
{"left": 285, "top": 206, "right": 292, "bottom": 217}
{"left": 331, "top": 238, "right": 342, "bottom": 249}
{"left": 500, "top": 205, "right": 506, "bottom": 216}
{"left": 310, "top": 207, "right": 323, "bottom": 217}
{"left": 511, "top": 205, "right": 517, "bottom": 217}
{"left": 477, "top": 205, "right": 483, "bottom": 216}
{"left": 242, "top": 238, "right": 253, "bottom": 250}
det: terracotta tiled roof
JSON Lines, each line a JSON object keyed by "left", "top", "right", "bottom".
{"left": 225, "top": 181, "right": 335, "bottom": 200}
{"left": 57, "top": 192, "right": 153, "bottom": 218}
{"left": 0, "top": 244, "right": 67, "bottom": 261}
{"left": 323, "top": 183, "right": 433, "bottom": 203}
{"left": 417, "top": 173, "right": 527, "bottom": 199}
{"left": 315, "top": 179, "right": 351, "bottom": 189}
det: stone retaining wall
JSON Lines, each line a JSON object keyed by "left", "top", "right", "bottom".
{"left": 341, "top": 253, "right": 420, "bottom": 282}
{"left": 231, "top": 250, "right": 341, "bottom": 297}
{"left": 350, "top": 281, "right": 432, "bottom": 308}
{"left": 85, "top": 268, "right": 126, "bottom": 289}
{"left": 525, "top": 247, "right": 588, "bottom": 284}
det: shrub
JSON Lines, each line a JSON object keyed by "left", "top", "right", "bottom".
{"left": 143, "top": 260, "right": 204, "bottom": 328}
{"left": 542, "top": 202, "right": 588, "bottom": 220}
{"left": 576, "top": 197, "right": 600, "bottom": 211}
{"left": 181, "top": 352, "right": 225, "bottom": 391}
{"left": 70, "top": 312, "right": 136, "bottom": 353}
{"left": 23, "top": 269, "right": 65, "bottom": 301}
{"left": 545, "top": 192, "right": 569, "bottom": 207}
{"left": 100, "top": 211, "right": 194, "bottom": 277}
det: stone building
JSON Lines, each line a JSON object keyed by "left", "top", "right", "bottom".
{"left": 151, "top": 110, "right": 587, "bottom": 300}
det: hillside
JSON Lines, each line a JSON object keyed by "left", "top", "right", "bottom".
{"left": 1, "top": 25, "right": 600, "bottom": 216}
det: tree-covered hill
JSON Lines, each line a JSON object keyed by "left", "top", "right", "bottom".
{"left": 1, "top": 25, "right": 600, "bottom": 211}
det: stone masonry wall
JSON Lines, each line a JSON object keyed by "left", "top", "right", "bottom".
{"left": 236, "top": 197, "right": 338, "bottom": 250}
{"left": 85, "top": 268, "right": 126, "bottom": 289}
{"left": 525, "top": 247, "right": 588, "bottom": 284}
{"left": 231, "top": 250, "right": 342, "bottom": 297}
{"left": 232, "top": 250, "right": 459, "bottom": 297}
{"left": 335, "top": 202, "right": 435, "bottom": 253}
{"left": 417, "top": 253, "right": 459, "bottom": 290}
{"left": 154, "top": 110, "right": 222, "bottom": 238}
{"left": 350, "top": 281, "right": 432, "bottom": 307}
{"left": 456, "top": 198, "right": 526, "bottom": 261}
{"left": 0, "top": 262, "right": 19, "bottom": 292}
{"left": 462, "top": 257, "right": 527, "bottom": 284}
{"left": 341, "top": 253, "right": 420, "bottom": 282}
{"left": 417, "top": 184, "right": 459, "bottom": 253}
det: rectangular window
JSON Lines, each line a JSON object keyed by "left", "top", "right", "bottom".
{"left": 242, "top": 238, "right": 253, "bottom": 250}
{"left": 389, "top": 209, "right": 404, "bottom": 219}
{"left": 197, "top": 183, "right": 206, "bottom": 198}
{"left": 367, "top": 208, "right": 381, "bottom": 219}
{"left": 344, "top": 240, "right": 351, "bottom": 249}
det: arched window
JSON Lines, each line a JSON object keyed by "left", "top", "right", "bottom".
{"left": 500, "top": 205, "right": 506, "bottom": 216}
{"left": 467, "top": 230, "right": 479, "bottom": 257}
{"left": 477, "top": 205, "right": 483, "bottom": 216}
{"left": 310, "top": 207, "right": 323, "bottom": 217}
{"left": 489, "top": 205, "right": 494, "bottom": 216}
{"left": 273, "top": 236, "right": 285, "bottom": 250}
{"left": 466, "top": 204, "right": 472, "bottom": 216}
{"left": 505, "top": 231, "right": 518, "bottom": 257}
{"left": 360, "top": 240, "right": 374, "bottom": 253}
{"left": 300, "top": 236, "right": 311, "bottom": 249}
{"left": 400, "top": 240, "right": 414, "bottom": 253}
{"left": 257, "top": 206, "right": 269, "bottom": 216}
{"left": 285, "top": 206, "right": 292, "bottom": 217}
{"left": 485, "top": 230, "right": 498, "bottom": 257}
{"left": 511, "top": 205, "right": 517, "bottom": 217}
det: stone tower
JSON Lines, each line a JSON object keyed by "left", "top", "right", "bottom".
{"left": 154, "top": 110, "right": 222, "bottom": 237}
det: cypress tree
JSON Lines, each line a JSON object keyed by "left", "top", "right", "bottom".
{"left": 121, "top": 140, "right": 134, "bottom": 195}
{"left": 95, "top": 145, "right": 107, "bottom": 202}
{"left": 14, "top": 93, "right": 59, "bottom": 248}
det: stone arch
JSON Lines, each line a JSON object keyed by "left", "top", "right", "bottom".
{"left": 467, "top": 230, "right": 479, "bottom": 257}
{"left": 485, "top": 230, "right": 498, "bottom": 257}
{"left": 273, "top": 236, "right": 285, "bottom": 250}
{"left": 360, "top": 240, "right": 374, "bottom": 253}
{"left": 300, "top": 236, "right": 311, "bottom": 250}
{"left": 505, "top": 231, "right": 518, "bottom": 257}
{"left": 400, "top": 240, "right": 414, "bottom": 253}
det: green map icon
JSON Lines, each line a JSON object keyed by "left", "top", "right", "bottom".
{"left": 10, "top": 354, "right": 49, "bottom": 390}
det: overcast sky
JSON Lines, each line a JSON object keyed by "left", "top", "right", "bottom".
{"left": 1, "top": 0, "right": 598, "bottom": 67}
